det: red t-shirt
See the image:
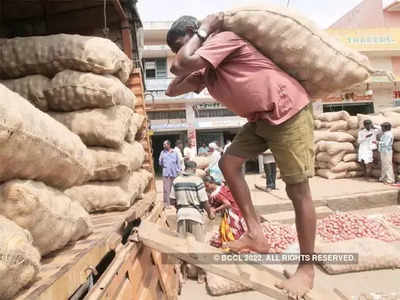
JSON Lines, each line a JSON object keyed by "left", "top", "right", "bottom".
{"left": 192, "top": 31, "right": 310, "bottom": 125}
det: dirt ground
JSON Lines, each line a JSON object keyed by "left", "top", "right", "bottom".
{"left": 156, "top": 175, "right": 400, "bottom": 300}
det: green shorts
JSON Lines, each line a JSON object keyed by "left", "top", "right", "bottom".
{"left": 225, "top": 105, "right": 315, "bottom": 184}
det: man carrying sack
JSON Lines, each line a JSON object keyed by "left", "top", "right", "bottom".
{"left": 165, "top": 13, "right": 315, "bottom": 298}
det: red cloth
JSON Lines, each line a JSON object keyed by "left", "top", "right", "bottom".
{"left": 192, "top": 31, "right": 310, "bottom": 125}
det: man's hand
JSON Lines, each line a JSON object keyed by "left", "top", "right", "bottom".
{"left": 200, "top": 12, "right": 224, "bottom": 35}
{"left": 208, "top": 209, "right": 216, "bottom": 220}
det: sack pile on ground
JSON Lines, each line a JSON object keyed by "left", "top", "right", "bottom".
{"left": 223, "top": 4, "right": 371, "bottom": 99}
{"left": 314, "top": 111, "right": 363, "bottom": 179}
{"left": 0, "top": 34, "right": 152, "bottom": 296}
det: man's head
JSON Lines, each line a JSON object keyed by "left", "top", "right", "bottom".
{"left": 203, "top": 175, "right": 219, "bottom": 192}
{"left": 163, "top": 140, "right": 171, "bottom": 150}
{"left": 202, "top": 143, "right": 206, "bottom": 148}
{"left": 175, "top": 139, "right": 183, "bottom": 150}
{"left": 364, "top": 119, "right": 372, "bottom": 130}
{"left": 209, "top": 142, "right": 218, "bottom": 152}
{"left": 189, "top": 140, "right": 195, "bottom": 147}
{"left": 381, "top": 122, "right": 392, "bottom": 132}
{"left": 167, "top": 16, "right": 200, "bottom": 53}
{"left": 185, "top": 160, "right": 197, "bottom": 173}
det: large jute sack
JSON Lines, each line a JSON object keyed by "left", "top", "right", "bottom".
{"left": 89, "top": 141, "right": 145, "bottom": 181}
{"left": 315, "top": 161, "right": 329, "bottom": 169}
{"left": 206, "top": 272, "right": 250, "bottom": 296}
{"left": 0, "top": 84, "right": 93, "bottom": 189}
{"left": 193, "top": 156, "right": 212, "bottom": 169}
{"left": 223, "top": 5, "right": 371, "bottom": 98}
{"left": 0, "top": 180, "right": 92, "bottom": 256}
{"left": 314, "top": 131, "right": 355, "bottom": 143}
{"left": 316, "top": 141, "right": 355, "bottom": 155}
{"left": 126, "top": 113, "right": 145, "bottom": 143}
{"left": 347, "top": 116, "right": 359, "bottom": 129}
{"left": 0, "top": 34, "right": 132, "bottom": 82}
{"left": 393, "top": 128, "right": 400, "bottom": 140}
{"left": 316, "top": 111, "right": 350, "bottom": 122}
{"left": 343, "top": 153, "right": 358, "bottom": 162}
{"left": 314, "top": 120, "right": 323, "bottom": 130}
{"left": 316, "top": 151, "right": 346, "bottom": 165}
{"left": 380, "top": 112, "right": 400, "bottom": 128}
{"left": 358, "top": 114, "right": 388, "bottom": 128}
{"left": 347, "top": 129, "right": 359, "bottom": 139}
{"left": 316, "top": 238, "right": 400, "bottom": 274}
{"left": 394, "top": 153, "right": 400, "bottom": 163}
{"left": 327, "top": 120, "right": 348, "bottom": 132}
{"left": 0, "top": 216, "right": 41, "bottom": 299}
{"left": 393, "top": 142, "right": 400, "bottom": 152}
{"left": 65, "top": 170, "right": 151, "bottom": 213}
{"left": 381, "top": 107, "right": 400, "bottom": 114}
{"left": 45, "top": 70, "right": 135, "bottom": 111}
{"left": 50, "top": 106, "right": 132, "bottom": 148}
{"left": 317, "top": 169, "right": 363, "bottom": 179}
{"left": 1, "top": 75, "right": 50, "bottom": 111}
{"left": 329, "top": 161, "right": 362, "bottom": 173}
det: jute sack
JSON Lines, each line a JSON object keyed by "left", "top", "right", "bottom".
{"left": 347, "top": 129, "right": 359, "bottom": 139}
{"left": 315, "top": 161, "right": 329, "bottom": 169}
{"left": 0, "top": 216, "right": 41, "bottom": 299}
{"left": 316, "top": 238, "right": 400, "bottom": 274}
{"left": 65, "top": 170, "right": 151, "bottom": 213}
{"left": 206, "top": 272, "right": 251, "bottom": 296}
{"left": 89, "top": 141, "right": 145, "bottom": 181}
{"left": 45, "top": 70, "right": 135, "bottom": 111}
{"left": 316, "top": 141, "right": 355, "bottom": 155}
{"left": 327, "top": 120, "right": 348, "bottom": 132}
{"left": 394, "top": 153, "right": 400, "bottom": 163}
{"left": 126, "top": 113, "right": 145, "bottom": 143}
{"left": 0, "top": 180, "right": 92, "bottom": 256}
{"left": 393, "top": 128, "right": 400, "bottom": 140}
{"left": 193, "top": 156, "right": 212, "bottom": 169}
{"left": 314, "top": 131, "right": 355, "bottom": 143}
{"left": 316, "top": 111, "right": 350, "bottom": 122}
{"left": 0, "top": 34, "right": 132, "bottom": 82}
{"left": 223, "top": 5, "right": 371, "bottom": 98}
{"left": 343, "top": 153, "right": 358, "bottom": 162}
{"left": 0, "top": 84, "right": 93, "bottom": 189}
{"left": 50, "top": 106, "right": 132, "bottom": 148}
{"left": 316, "top": 151, "right": 346, "bottom": 165}
{"left": 358, "top": 114, "right": 388, "bottom": 128}
{"left": 348, "top": 116, "right": 359, "bottom": 129}
{"left": 1, "top": 75, "right": 50, "bottom": 111}
{"left": 393, "top": 142, "right": 400, "bottom": 152}
{"left": 329, "top": 161, "right": 362, "bottom": 173}
{"left": 380, "top": 112, "right": 400, "bottom": 128}
{"left": 381, "top": 107, "right": 400, "bottom": 114}
{"left": 314, "top": 120, "right": 323, "bottom": 130}
{"left": 317, "top": 169, "right": 363, "bottom": 179}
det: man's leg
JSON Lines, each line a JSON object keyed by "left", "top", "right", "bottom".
{"left": 191, "top": 221, "right": 206, "bottom": 283}
{"left": 276, "top": 181, "right": 315, "bottom": 297}
{"left": 271, "top": 163, "right": 277, "bottom": 189}
{"left": 266, "top": 163, "right": 274, "bottom": 189}
{"left": 162, "top": 176, "right": 170, "bottom": 208}
{"left": 219, "top": 154, "right": 270, "bottom": 253}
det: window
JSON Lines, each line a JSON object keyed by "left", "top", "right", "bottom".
{"left": 144, "top": 58, "right": 167, "bottom": 79}
{"left": 147, "top": 110, "right": 186, "bottom": 120}
{"left": 195, "top": 109, "right": 236, "bottom": 118}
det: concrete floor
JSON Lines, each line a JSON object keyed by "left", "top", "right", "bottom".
{"left": 155, "top": 175, "right": 400, "bottom": 300}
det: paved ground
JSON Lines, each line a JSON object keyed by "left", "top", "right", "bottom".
{"left": 155, "top": 175, "right": 400, "bottom": 300}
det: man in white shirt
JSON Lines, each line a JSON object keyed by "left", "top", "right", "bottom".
{"left": 174, "top": 140, "right": 185, "bottom": 173}
{"left": 184, "top": 140, "right": 197, "bottom": 161}
{"left": 358, "top": 119, "right": 379, "bottom": 181}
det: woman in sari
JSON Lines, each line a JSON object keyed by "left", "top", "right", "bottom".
{"left": 203, "top": 175, "right": 247, "bottom": 248}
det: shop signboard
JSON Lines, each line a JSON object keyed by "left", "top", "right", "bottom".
{"left": 196, "top": 118, "right": 247, "bottom": 129}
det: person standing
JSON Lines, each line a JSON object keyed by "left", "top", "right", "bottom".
{"left": 358, "top": 119, "right": 379, "bottom": 181}
{"left": 206, "top": 142, "right": 224, "bottom": 184}
{"left": 166, "top": 14, "right": 316, "bottom": 296}
{"left": 256, "top": 150, "right": 277, "bottom": 192}
{"left": 198, "top": 143, "right": 209, "bottom": 156}
{"left": 174, "top": 140, "right": 185, "bottom": 173}
{"left": 184, "top": 140, "right": 197, "bottom": 161}
{"left": 159, "top": 140, "right": 180, "bottom": 209}
{"left": 170, "top": 161, "right": 215, "bottom": 283}
{"left": 378, "top": 122, "right": 395, "bottom": 184}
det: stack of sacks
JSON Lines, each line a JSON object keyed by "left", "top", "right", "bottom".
{"left": 357, "top": 110, "right": 400, "bottom": 179}
{"left": 314, "top": 111, "right": 362, "bottom": 179}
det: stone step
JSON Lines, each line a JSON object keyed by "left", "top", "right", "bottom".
{"left": 260, "top": 206, "right": 333, "bottom": 224}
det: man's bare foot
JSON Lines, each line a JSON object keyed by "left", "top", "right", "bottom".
{"left": 222, "top": 231, "right": 270, "bottom": 253}
{"left": 275, "top": 265, "right": 314, "bottom": 299}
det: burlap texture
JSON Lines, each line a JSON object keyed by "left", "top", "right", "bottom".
{"left": 316, "top": 111, "right": 350, "bottom": 122}
{"left": 65, "top": 169, "right": 152, "bottom": 213}
{"left": 0, "top": 84, "right": 94, "bottom": 189}
{"left": 0, "top": 216, "right": 41, "bottom": 299}
{"left": 1, "top": 75, "right": 50, "bottom": 111}
{"left": 89, "top": 141, "right": 145, "bottom": 181}
{"left": 50, "top": 106, "right": 132, "bottom": 148}
{"left": 316, "top": 151, "right": 346, "bottom": 165}
{"left": 329, "top": 161, "right": 362, "bottom": 173}
{"left": 223, "top": 5, "right": 371, "bottom": 98}
{"left": 314, "top": 131, "right": 355, "bottom": 143}
{"left": 126, "top": 113, "right": 146, "bottom": 143}
{"left": 343, "top": 153, "right": 358, "bottom": 162}
{"left": 327, "top": 120, "right": 349, "bottom": 132}
{"left": 317, "top": 169, "right": 363, "bottom": 179}
{"left": 0, "top": 180, "right": 92, "bottom": 256}
{"left": 0, "top": 34, "right": 132, "bottom": 82}
{"left": 316, "top": 238, "right": 400, "bottom": 274}
{"left": 316, "top": 141, "right": 355, "bottom": 155}
{"left": 45, "top": 70, "right": 135, "bottom": 111}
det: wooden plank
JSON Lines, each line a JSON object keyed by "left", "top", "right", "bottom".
{"left": 138, "top": 220, "right": 341, "bottom": 300}
{"left": 115, "top": 278, "right": 135, "bottom": 300}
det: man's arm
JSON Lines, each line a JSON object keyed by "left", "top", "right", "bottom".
{"left": 170, "top": 13, "right": 223, "bottom": 77}
{"left": 166, "top": 73, "right": 205, "bottom": 97}
{"left": 159, "top": 152, "right": 164, "bottom": 167}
